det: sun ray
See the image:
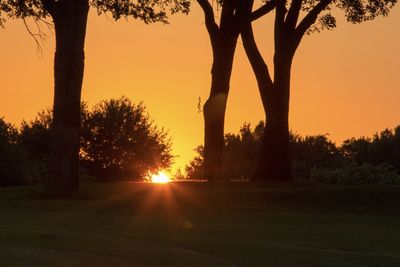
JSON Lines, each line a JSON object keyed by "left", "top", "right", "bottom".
{"left": 151, "top": 171, "right": 171, "bottom": 184}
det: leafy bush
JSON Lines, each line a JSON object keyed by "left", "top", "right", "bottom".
{"left": 18, "top": 109, "right": 53, "bottom": 183}
{"left": 291, "top": 134, "right": 343, "bottom": 179}
{"left": 185, "top": 146, "right": 204, "bottom": 180}
{"left": 310, "top": 163, "right": 400, "bottom": 185}
{"left": 185, "top": 122, "right": 400, "bottom": 183}
{"left": 1, "top": 97, "right": 174, "bottom": 186}
{"left": 80, "top": 97, "right": 173, "bottom": 181}
{"left": 341, "top": 127, "right": 400, "bottom": 170}
{"left": 0, "top": 118, "right": 28, "bottom": 186}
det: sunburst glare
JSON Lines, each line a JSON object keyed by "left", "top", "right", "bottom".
{"left": 151, "top": 171, "right": 170, "bottom": 184}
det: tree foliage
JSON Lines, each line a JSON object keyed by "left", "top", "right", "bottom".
{"left": 285, "top": 0, "right": 397, "bottom": 34}
{"left": 239, "top": 0, "right": 397, "bottom": 181}
{"left": 0, "top": 118, "right": 28, "bottom": 186}
{"left": 0, "top": 97, "right": 173, "bottom": 186}
{"left": 0, "top": 0, "right": 190, "bottom": 24}
{"left": 19, "top": 109, "right": 52, "bottom": 163}
{"left": 80, "top": 97, "right": 173, "bottom": 181}
{"left": 185, "top": 122, "right": 400, "bottom": 184}
{"left": 342, "top": 127, "right": 400, "bottom": 170}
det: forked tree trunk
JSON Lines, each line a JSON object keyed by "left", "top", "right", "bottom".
{"left": 45, "top": 0, "right": 89, "bottom": 197}
{"left": 252, "top": 95, "right": 292, "bottom": 181}
{"left": 253, "top": 54, "right": 293, "bottom": 181}
{"left": 241, "top": 19, "right": 293, "bottom": 182}
{"left": 203, "top": 36, "right": 238, "bottom": 182}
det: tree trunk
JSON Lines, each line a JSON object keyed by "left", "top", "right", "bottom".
{"left": 253, "top": 54, "right": 293, "bottom": 182}
{"left": 241, "top": 19, "right": 293, "bottom": 182}
{"left": 203, "top": 90, "right": 227, "bottom": 182}
{"left": 252, "top": 101, "right": 292, "bottom": 181}
{"left": 44, "top": 0, "right": 89, "bottom": 197}
{"left": 203, "top": 36, "right": 238, "bottom": 182}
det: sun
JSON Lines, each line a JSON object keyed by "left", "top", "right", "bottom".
{"left": 151, "top": 171, "right": 171, "bottom": 184}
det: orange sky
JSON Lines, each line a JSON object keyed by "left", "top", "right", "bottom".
{"left": 1, "top": 5, "right": 399, "bottom": 172}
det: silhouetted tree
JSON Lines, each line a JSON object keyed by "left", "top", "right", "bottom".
{"left": 186, "top": 122, "right": 263, "bottom": 180}
{"left": 18, "top": 109, "right": 53, "bottom": 181}
{"left": 291, "top": 134, "right": 343, "bottom": 179}
{"left": 186, "top": 122, "right": 400, "bottom": 181}
{"left": 1, "top": 0, "right": 189, "bottom": 196}
{"left": 0, "top": 118, "right": 26, "bottom": 186}
{"left": 80, "top": 97, "right": 173, "bottom": 181}
{"left": 341, "top": 137, "right": 372, "bottom": 165}
{"left": 197, "top": 0, "right": 275, "bottom": 181}
{"left": 185, "top": 145, "right": 204, "bottom": 180}
{"left": 342, "top": 127, "right": 400, "bottom": 170}
{"left": 19, "top": 109, "right": 52, "bottom": 156}
{"left": 223, "top": 123, "right": 261, "bottom": 180}
{"left": 240, "top": 0, "right": 397, "bottom": 181}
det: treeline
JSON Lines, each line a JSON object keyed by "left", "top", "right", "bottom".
{"left": 0, "top": 97, "right": 172, "bottom": 186}
{"left": 184, "top": 122, "right": 400, "bottom": 185}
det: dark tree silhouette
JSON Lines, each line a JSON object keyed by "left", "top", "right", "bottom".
{"left": 197, "top": 0, "right": 275, "bottom": 182}
{"left": 40, "top": 0, "right": 89, "bottom": 197}
{"left": 0, "top": 118, "right": 25, "bottom": 186}
{"left": 185, "top": 122, "right": 400, "bottom": 183}
{"left": 80, "top": 97, "right": 173, "bottom": 181}
{"left": 185, "top": 145, "right": 204, "bottom": 180}
{"left": 18, "top": 109, "right": 53, "bottom": 181}
{"left": 342, "top": 127, "right": 400, "bottom": 170}
{"left": 186, "top": 122, "right": 263, "bottom": 181}
{"left": 240, "top": 0, "right": 397, "bottom": 181}
{"left": 1, "top": 0, "right": 189, "bottom": 196}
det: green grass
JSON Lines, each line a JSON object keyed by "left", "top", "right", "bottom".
{"left": 0, "top": 182, "right": 399, "bottom": 266}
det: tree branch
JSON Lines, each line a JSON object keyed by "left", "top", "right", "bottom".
{"left": 295, "top": 0, "right": 332, "bottom": 39}
{"left": 251, "top": 0, "right": 277, "bottom": 21}
{"left": 285, "top": 0, "right": 302, "bottom": 29}
{"left": 197, "top": 0, "right": 219, "bottom": 40}
{"left": 220, "top": 0, "right": 236, "bottom": 30}
{"left": 23, "top": 18, "right": 44, "bottom": 56}
{"left": 274, "top": 0, "right": 287, "bottom": 50}
{"left": 240, "top": 1, "right": 273, "bottom": 108}
{"left": 275, "top": 0, "right": 287, "bottom": 25}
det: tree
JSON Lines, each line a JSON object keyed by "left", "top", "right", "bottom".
{"left": 290, "top": 134, "right": 343, "bottom": 179}
{"left": 185, "top": 145, "right": 204, "bottom": 180}
{"left": 342, "top": 126, "right": 400, "bottom": 170}
{"left": 197, "top": 0, "right": 275, "bottom": 181}
{"left": 18, "top": 108, "right": 53, "bottom": 181}
{"left": 0, "top": 118, "right": 26, "bottom": 186}
{"left": 186, "top": 122, "right": 264, "bottom": 180}
{"left": 223, "top": 123, "right": 261, "bottom": 180}
{"left": 341, "top": 137, "right": 372, "bottom": 165}
{"left": 240, "top": 0, "right": 397, "bottom": 181}
{"left": 80, "top": 97, "right": 173, "bottom": 181}
{"left": 185, "top": 122, "right": 400, "bottom": 181}
{"left": 1, "top": 0, "right": 189, "bottom": 196}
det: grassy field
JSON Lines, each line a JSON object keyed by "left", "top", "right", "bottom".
{"left": 0, "top": 182, "right": 399, "bottom": 266}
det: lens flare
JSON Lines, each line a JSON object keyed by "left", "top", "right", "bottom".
{"left": 151, "top": 171, "right": 170, "bottom": 184}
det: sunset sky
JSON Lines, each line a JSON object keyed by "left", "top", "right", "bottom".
{"left": 1, "top": 4, "right": 399, "bottom": 172}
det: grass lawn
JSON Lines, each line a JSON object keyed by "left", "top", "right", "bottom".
{"left": 0, "top": 182, "right": 399, "bottom": 266}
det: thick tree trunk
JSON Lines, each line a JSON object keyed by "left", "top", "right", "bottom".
{"left": 203, "top": 37, "right": 238, "bottom": 182}
{"left": 241, "top": 19, "right": 293, "bottom": 182}
{"left": 44, "top": 0, "right": 89, "bottom": 197}
{"left": 253, "top": 54, "right": 293, "bottom": 182}
{"left": 253, "top": 98, "right": 292, "bottom": 181}
{"left": 203, "top": 90, "right": 227, "bottom": 182}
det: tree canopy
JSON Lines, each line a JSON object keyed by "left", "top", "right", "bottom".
{"left": 0, "top": 0, "right": 190, "bottom": 23}
{"left": 81, "top": 97, "right": 173, "bottom": 181}
{"left": 238, "top": 0, "right": 397, "bottom": 181}
{"left": 185, "top": 122, "right": 400, "bottom": 184}
{"left": 0, "top": 97, "right": 173, "bottom": 185}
